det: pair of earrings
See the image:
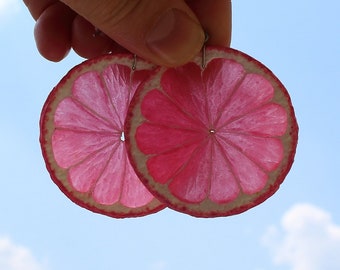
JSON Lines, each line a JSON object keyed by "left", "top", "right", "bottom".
{"left": 40, "top": 46, "right": 298, "bottom": 218}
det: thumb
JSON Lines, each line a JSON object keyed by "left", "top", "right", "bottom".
{"left": 61, "top": 0, "right": 205, "bottom": 67}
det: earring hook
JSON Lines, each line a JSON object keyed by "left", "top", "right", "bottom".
{"left": 202, "top": 32, "right": 210, "bottom": 69}
{"left": 132, "top": 54, "right": 137, "bottom": 70}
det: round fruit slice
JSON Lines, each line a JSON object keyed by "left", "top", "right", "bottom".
{"left": 40, "top": 54, "right": 165, "bottom": 218}
{"left": 126, "top": 46, "right": 298, "bottom": 218}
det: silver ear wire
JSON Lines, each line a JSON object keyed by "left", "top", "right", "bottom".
{"left": 132, "top": 54, "right": 137, "bottom": 70}
{"left": 202, "top": 44, "right": 207, "bottom": 69}
{"left": 202, "top": 32, "right": 210, "bottom": 68}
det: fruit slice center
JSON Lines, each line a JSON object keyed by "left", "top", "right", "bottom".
{"left": 120, "top": 132, "right": 125, "bottom": 142}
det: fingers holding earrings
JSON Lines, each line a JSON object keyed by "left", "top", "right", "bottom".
{"left": 71, "top": 16, "right": 128, "bottom": 59}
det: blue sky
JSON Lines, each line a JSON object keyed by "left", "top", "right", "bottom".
{"left": 1, "top": 0, "right": 339, "bottom": 269}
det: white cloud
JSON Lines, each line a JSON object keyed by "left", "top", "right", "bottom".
{"left": 0, "top": 236, "right": 47, "bottom": 270}
{"left": 262, "top": 203, "right": 340, "bottom": 270}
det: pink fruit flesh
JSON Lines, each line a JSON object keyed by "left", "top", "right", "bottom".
{"left": 40, "top": 54, "right": 165, "bottom": 218}
{"left": 52, "top": 64, "right": 154, "bottom": 207}
{"left": 138, "top": 59, "right": 286, "bottom": 202}
{"left": 126, "top": 47, "right": 298, "bottom": 217}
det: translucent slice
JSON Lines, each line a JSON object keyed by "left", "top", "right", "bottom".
{"left": 40, "top": 54, "right": 165, "bottom": 218}
{"left": 126, "top": 47, "right": 298, "bottom": 218}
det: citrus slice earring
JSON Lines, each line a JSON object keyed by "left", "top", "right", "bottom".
{"left": 125, "top": 46, "right": 298, "bottom": 217}
{"left": 40, "top": 54, "right": 165, "bottom": 218}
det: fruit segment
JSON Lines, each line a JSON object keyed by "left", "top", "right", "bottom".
{"left": 127, "top": 47, "right": 298, "bottom": 217}
{"left": 40, "top": 54, "right": 164, "bottom": 218}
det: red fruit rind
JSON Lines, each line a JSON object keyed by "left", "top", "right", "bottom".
{"left": 126, "top": 47, "right": 298, "bottom": 218}
{"left": 40, "top": 54, "right": 165, "bottom": 218}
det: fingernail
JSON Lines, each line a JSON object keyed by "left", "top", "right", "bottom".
{"left": 146, "top": 9, "right": 205, "bottom": 66}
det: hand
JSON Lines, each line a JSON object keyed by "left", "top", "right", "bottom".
{"left": 24, "top": 0, "right": 232, "bottom": 67}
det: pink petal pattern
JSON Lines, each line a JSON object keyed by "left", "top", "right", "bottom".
{"left": 160, "top": 63, "right": 209, "bottom": 125}
{"left": 141, "top": 90, "right": 205, "bottom": 131}
{"left": 215, "top": 73, "right": 274, "bottom": 126}
{"left": 219, "top": 133, "right": 283, "bottom": 171}
{"left": 68, "top": 144, "right": 117, "bottom": 193}
{"left": 52, "top": 63, "right": 154, "bottom": 207}
{"left": 136, "top": 123, "right": 205, "bottom": 155}
{"left": 208, "top": 142, "right": 240, "bottom": 203}
{"left": 52, "top": 130, "right": 115, "bottom": 168}
{"left": 168, "top": 142, "right": 211, "bottom": 203}
{"left": 54, "top": 98, "right": 115, "bottom": 132}
{"left": 146, "top": 143, "right": 201, "bottom": 184}
{"left": 92, "top": 143, "right": 127, "bottom": 205}
{"left": 223, "top": 104, "right": 287, "bottom": 136}
{"left": 203, "top": 59, "right": 246, "bottom": 125}
{"left": 137, "top": 58, "right": 288, "bottom": 203}
{"left": 72, "top": 71, "right": 121, "bottom": 129}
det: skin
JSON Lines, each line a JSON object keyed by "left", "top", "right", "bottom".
{"left": 23, "top": 0, "right": 232, "bottom": 67}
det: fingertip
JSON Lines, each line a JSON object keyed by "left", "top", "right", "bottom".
{"left": 33, "top": 2, "right": 75, "bottom": 62}
{"left": 34, "top": 24, "right": 71, "bottom": 62}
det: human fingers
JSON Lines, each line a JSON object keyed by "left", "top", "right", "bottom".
{"left": 24, "top": 0, "right": 126, "bottom": 61}
{"left": 72, "top": 0, "right": 233, "bottom": 60}
{"left": 71, "top": 16, "right": 128, "bottom": 59}
{"left": 60, "top": 0, "right": 205, "bottom": 67}
{"left": 32, "top": 2, "right": 76, "bottom": 61}
{"left": 186, "top": 0, "right": 232, "bottom": 46}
